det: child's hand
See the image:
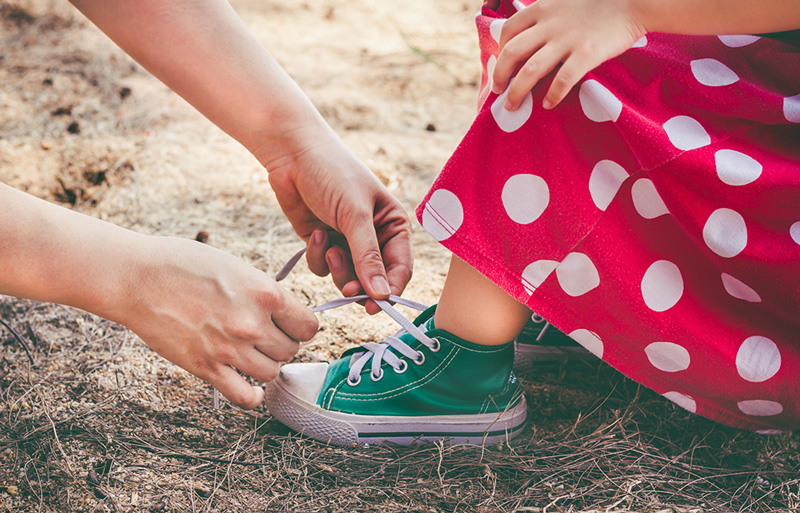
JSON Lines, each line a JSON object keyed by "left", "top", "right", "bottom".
{"left": 491, "top": 0, "right": 646, "bottom": 110}
{"left": 119, "top": 236, "right": 319, "bottom": 409}
{"left": 265, "top": 130, "right": 413, "bottom": 315}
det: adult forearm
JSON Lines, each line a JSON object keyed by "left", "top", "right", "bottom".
{"left": 634, "top": 0, "right": 800, "bottom": 36}
{"left": 0, "top": 183, "right": 140, "bottom": 321}
{"left": 69, "top": 0, "right": 330, "bottom": 163}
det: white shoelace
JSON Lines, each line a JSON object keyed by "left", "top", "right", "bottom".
{"left": 276, "top": 248, "right": 435, "bottom": 385}
{"left": 213, "top": 248, "right": 434, "bottom": 406}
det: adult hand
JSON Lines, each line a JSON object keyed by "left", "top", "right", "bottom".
{"left": 262, "top": 127, "right": 413, "bottom": 315}
{"left": 490, "top": 0, "right": 645, "bottom": 110}
{"left": 118, "top": 236, "right": 319, "bottom": 409}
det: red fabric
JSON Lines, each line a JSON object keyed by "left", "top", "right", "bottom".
{"left": 416, "top": 0, "right": 800, "bottom": 432}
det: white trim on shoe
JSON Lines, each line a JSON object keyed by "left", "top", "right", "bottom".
{"left": 265, "top": 363, "right": 528, "bottom": 446}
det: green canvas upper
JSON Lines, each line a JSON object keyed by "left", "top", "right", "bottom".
{"left": 315, "top": 306, "right": 523, "bottom": 417}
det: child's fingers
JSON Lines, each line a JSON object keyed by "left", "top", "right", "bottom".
{"left": 503, "top": 42, "right": 564, "bottom": 110}
{"left": 492, "top": 25, "right": 544, "bottom": 97}
{"left": 543, "top": 50, "right": 604, "bottom": 109}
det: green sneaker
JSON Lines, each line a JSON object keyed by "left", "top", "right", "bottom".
{"left": 513, "top": 313, "right": 592, "bottom": 371}
{"left": 264, "top": 298, "right": 527, "bottom": 446}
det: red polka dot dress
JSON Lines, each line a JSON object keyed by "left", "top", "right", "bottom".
{"left": 416, "top": 0, "right": 800, "bottom": 432}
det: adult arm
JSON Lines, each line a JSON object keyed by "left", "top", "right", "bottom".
{"left": 489, "top": 0, "right": 800, "bottom": 111}
{"left": 0, "top": 183, "right": 318, "bottom": 408}
{"left": 69, "top": 0, "right": 413, "bottom": 308}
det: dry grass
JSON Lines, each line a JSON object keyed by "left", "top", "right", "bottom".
{"left": 1, "top": 1, "right": 798, "bottom": 512}
{"left": 2, "top": 297, "right": 799, "bottom": 512}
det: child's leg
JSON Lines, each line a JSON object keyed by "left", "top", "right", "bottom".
{"left": 435, "top": 255, "right": 531, "bottom": 345}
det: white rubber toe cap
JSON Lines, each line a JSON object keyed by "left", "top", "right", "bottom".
{"left": 277, "top": 362, "right": 329, "bottom": 405}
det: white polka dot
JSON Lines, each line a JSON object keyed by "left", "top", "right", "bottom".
{"left": 631, "top": 178, "right": 669, "bottom": 219}
{"left": 715, "top": 149, "right": 762, "bottom": 186}
{"left": 588, "top": 159, "right": 628, "bottom": 211}
{"left": 736, "top": 336, "right": 781, "bottom": 383}
{"left": 556, "top": 253, "right": 600, "bottom": 297}
{"left": 785, "top": 94, "right": 800, "bottom": 123}
{"left": 641, "top": 260, "right": 684, "bottom": 312}
{"left": 662, "top": 391, "right": 697, "bottom": 413}
{"left": 631, "top": 35, "right": 647, "bottom": 48}
{"left": 703, "top": 208, "right": 747, "bottom": 258}
{"left": 663, "top": 116, "right": 711, "bottom": 151}
{"left": 645, "top": 342, "right": 691, "bottom": 372}
{"left": 756, "top": 429, "right": 783, "bottom": 435}
{"left": 721, "top": 273, "right": 762, "bottom": 302}
{"left": 738, "top": 400, "right": 784, "bottom": 417}
{"left": 579, "top": 79, "right": 623, "bottom": 123}
{"left": 489, "top": 19, "right": 505, "bottom": 43}
{"left": 486, "top": 55, "right": 497, "bottom": 90}
{"left": 512, "top": 0, "right": 526, "bottom": 11}
{"left": 791, "top": 222, "right": 800, "bottom": 245}
{"left": 690, "top": 59, "right": 740, "bottom": 87}
{"left": 521, "top": 260, "right": 559, "bottom": 295}
{"left": 502, "top": 174, "right": 550, "bottom": 224}
{"left": 568, "top": 329, "right": 603, "bottom": 358}
{"left": 421, "top": 189, "right": 463, "bottom": 242}
{"left": 491, "top": 89, "right": 534, "bottom": 133}
{"left": 718, "top": 35, "right": 761, "bottom": 48}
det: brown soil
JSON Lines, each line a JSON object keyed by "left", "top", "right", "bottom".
{"left": 1, "top": 1, "right": 798, "bottom": 512}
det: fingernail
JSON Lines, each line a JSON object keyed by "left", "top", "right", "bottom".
{"left": 327, "top": 251, "right": 342, "bottom": 270}
{"left": 542, "top": 98, "right": 553, "bottom": 110}
{"left": 491, "top": 83, "right": 502, "bottom": 95}
{"left": 370, "top": 276, "right": 391, "bottom": 297}
{"left": 313, "top": 230, "right": 324, "bottom": 245}
{"left": 504, "top": 99, "right": 515, "bottom": 111}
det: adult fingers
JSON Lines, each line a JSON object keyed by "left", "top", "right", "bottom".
{"left": 269, "top": 284, "right": 319, "bottom": 343}
{"left": 340, "top": 213, "right": 392, "bottom": 300}
{"left": 211, "top": 365, "right": 265, "bottom": 410}
{"left": 326, "top": 246, "right": 358, "bottom": 293}
{"left": 233, "top": 347, "right": 285, "bottom": 383}
{"left": 306, "top": 228, "right": 331, "bottom": 277}
{"left": 380, "top": 234, "right": 413, "bottom": 297}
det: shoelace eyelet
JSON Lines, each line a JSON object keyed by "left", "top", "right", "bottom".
{"left": 394, "top": 360, "right": 408, "bottom": 374}
{"left": 347, "top": 374, "right": 362, "bottom": 386}
{"left": 370, "top": 368, "right": 384, "bottom": 382}
{"left": 413, "top": 351, "right": 426, "bottom": 366}
{"left": 430, "top": 339, "right": 441, "bottom": 353}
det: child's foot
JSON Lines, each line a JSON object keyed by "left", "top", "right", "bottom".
{"left": 264, "top": 303, "right": 527, "bottom": 446}
{"left": 513, "top": 313, "right": 592, "bottom": 371}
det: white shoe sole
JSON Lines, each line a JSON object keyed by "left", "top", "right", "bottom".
{"left": 264, "top": 378, "right": 528, "bottom": 446}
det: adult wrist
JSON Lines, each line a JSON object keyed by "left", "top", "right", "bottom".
{"left": 250, "top": 119, "right": 339, "bottom": 173}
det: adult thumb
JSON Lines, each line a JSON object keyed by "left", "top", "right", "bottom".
{"left": 344, "top": 219, "right": 392, "bottom": 299}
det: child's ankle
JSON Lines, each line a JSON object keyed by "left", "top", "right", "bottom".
{"left": 433, "top": 309, "right": 524, "bottom": 346}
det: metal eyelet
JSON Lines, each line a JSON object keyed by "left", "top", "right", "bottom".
{"left": 370, "top": 368, "right": 384, "bottom": 382}
{"left": 430, "top": 339, "right": 441, "bottom": 353}
{"left": 347, "top": 374, "right": 361, "bottom": 386}
{"left": 394, "top": 360, "right": 408, "bottom": 374}
{"left": 413, "top": 351, "right": 425, "bottom": 365}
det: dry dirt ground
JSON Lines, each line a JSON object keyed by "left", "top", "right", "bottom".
{"left": 1, "top": 1, "right": 799, "bottom": 512}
